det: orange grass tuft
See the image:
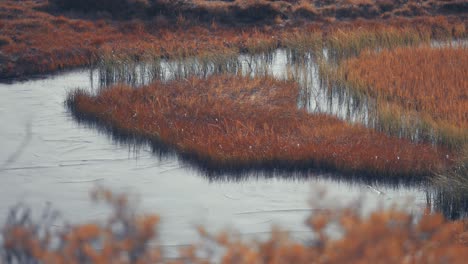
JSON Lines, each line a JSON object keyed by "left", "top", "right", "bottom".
{"left": 67, "top": 74, "right": 454, "bottom": 176}
{"left": 341, "top": 45, "right": 468, "bottom": 148}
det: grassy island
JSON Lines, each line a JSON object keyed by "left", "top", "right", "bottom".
{"left": 68, "top": 74, "right": 454, "bottom": 176}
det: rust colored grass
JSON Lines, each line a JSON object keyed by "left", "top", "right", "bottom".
{"left": 341, "top": 45, "right": 468, "bottom": 148}
{"left": 68, "top": 74, "right": 453, "bottom": 176}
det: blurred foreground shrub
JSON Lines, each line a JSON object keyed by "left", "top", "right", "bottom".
{"left": 0, "top": 188, "right": 161, "bottom": 263}
{"left": 1, "top": 187, "right": 467, "bottom": 263}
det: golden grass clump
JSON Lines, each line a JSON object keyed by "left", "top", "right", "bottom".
{"left": 67, "top": 74, "right": 454, "bottom": 176}
{"left": 341, "top": 45, "right": 468, "bottom": 149}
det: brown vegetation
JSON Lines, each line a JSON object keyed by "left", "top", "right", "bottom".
{"left": 2, "top": 188, "right": 468, "bottom": 263}
{"left": 1, "top": 0, "right": 466, "bottom": 80}
{"left": 211, "top": 209, "right": 468, "bottom": 264}
{"left": 48, "top": 0, "right": 468, "bottom": 22}
{"left": 341, "top": 45, "right": 468, "bottom": 148}
{"left": 1, "top": 188, "right": 162, "bottom": 263}
{"left": 67, "top": 74, "right": 453, "bottom": 176}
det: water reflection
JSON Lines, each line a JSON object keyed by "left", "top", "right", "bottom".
{"left": 427, "top": 188, "right": 468, "bottom": 220}
{"left": 92, "top": 49, "right": 372, "bottom": 124}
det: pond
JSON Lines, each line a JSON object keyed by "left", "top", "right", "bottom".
{"left": 0, "top": 49, "right": 463, "bottom": 257}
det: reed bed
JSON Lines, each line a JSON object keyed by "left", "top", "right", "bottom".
{"left": 340, "top": 45, "right": 468, "bottom": 149}
{"left": 67, "top": 74, "right": 453, "bottom": 176}
{"left": 2, "top": 188, "right": 468, "bottom": 263}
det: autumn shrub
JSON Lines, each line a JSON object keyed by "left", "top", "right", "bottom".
{"left": 208, "top": 209, "right": 468, "bottom": 264}
{"left": 0, "top": 187, "right": 162, "bottom": 263}
{"left": 1, "top": 188, "right": 467, "bottom": 263}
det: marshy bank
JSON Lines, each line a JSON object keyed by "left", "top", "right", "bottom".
{"left": 1, "top": 0, "right": 467, "bottom": 80}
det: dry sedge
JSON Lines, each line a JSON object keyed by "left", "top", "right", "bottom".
{"left": 68, "top": 74, "right": 453, "bottom": 176}
{"left": 341, "top": 45, "right": 468, "bottom": 148}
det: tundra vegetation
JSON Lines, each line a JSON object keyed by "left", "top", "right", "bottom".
{"left": 0, "top": 1, "right": 466, "bottom": 79}
{"left": 1, "top": 0, "right": 468, "bottom": 262}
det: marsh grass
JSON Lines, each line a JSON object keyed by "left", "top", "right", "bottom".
{"left": 90, "top": 18, "right": 464, "bottom": 88}
{"left": 67, "top": 74, "right": 454, "bottom": 177}
{"left": 339, "top": 45, "right": 468, "bottom": 150}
